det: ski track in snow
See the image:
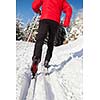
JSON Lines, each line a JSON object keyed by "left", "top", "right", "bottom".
{"left": 16, "top": 36, "right": 83, "bottom": 100}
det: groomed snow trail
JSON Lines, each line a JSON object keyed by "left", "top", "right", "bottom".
{"left": 16, "top": 36, "right": 83, "bottom": 100}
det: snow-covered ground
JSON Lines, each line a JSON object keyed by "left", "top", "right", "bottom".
{"left": 16, "top": 36, "right": 83, "bottom": 100}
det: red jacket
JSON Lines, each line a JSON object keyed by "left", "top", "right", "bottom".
{"left": 32, "top": 0, "right": 72, "bottom": 27}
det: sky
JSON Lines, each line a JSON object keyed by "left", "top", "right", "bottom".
{"left": 16, "top": 0, "right": 83, "bottom": 24}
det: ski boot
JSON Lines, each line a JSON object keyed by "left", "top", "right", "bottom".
{"left": 31, "top": 57, "right": 40, "bottom": 78}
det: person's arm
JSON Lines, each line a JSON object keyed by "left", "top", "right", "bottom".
{"left": 32, "top": 0, "right": 42, "bottom": 15}
{"left": 62, "top": 0, "right": 72, "bottom": 27}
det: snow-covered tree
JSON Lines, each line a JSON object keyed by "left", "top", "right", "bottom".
{"left": 67, "top": 9, "right": 83, "bottom": 41}
{"left": 24, "top": 16, "right": 40, "bottom": 42}
{"left": 16, "top": 17, "right": 25, "bottom": 41}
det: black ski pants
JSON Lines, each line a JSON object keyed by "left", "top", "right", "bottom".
{"left": 32, "top": 19, "right": 59, "bottom": 62}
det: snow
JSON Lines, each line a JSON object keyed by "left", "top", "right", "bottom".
{"left": 16, "top": 36, "right": 83, "bottom": 100}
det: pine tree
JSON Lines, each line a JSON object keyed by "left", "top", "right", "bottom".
{"left": 68, "top": 9, "right": 83, "bottom": 41}
{"left": 16, "top": 17, "right": 24, "bottom": 41}
{"left": 24, "top": 16, "right": 40, "bottom": 42}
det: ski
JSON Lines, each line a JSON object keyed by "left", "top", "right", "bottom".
{"left": 32, "top": 73, "right": 37, "bottom": 100}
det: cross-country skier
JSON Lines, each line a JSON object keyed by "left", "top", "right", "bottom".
{"left": 31, "top": 0, "right": 72, "bottom": 77}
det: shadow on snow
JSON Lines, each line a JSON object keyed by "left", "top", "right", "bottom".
{"left": 48, "top": 49, "right": 83, "bottom": 75}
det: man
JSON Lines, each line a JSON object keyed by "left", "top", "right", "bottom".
{"left": 31, "top": 0, "right": 72, "bottom": 77}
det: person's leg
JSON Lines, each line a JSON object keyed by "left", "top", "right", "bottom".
{"left": 32, "top": 20, "right": 49, "bottom": 62}
{"left": 31, "top": 20, "right": 49, "bottom": 77}
{"left": 44, "top": 20, "right": 58, "bottom": 67}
